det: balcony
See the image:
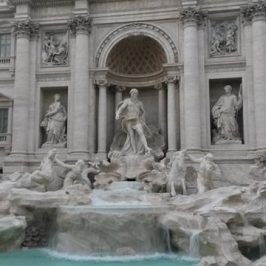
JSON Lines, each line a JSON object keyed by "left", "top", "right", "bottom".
{"left": 0, "top": 57, "right": 10, "bottom": 65}
{"left": 0, "top": 133, "right": 11, "bottom": 147}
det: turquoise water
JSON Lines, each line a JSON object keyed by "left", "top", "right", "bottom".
{"left": 0, "top": 250, "right": 198, "bottom": 266}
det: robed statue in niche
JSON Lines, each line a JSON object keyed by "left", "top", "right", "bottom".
{"left": 41, "top": 93, "right": 67, "bottom": 148}
{"left": 211, "top": 84, "right": 242, "bottom": 144}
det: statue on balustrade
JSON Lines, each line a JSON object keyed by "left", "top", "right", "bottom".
{"left": 115, "top": 88, "right": 152, "bottom": 155}
{"left": 211, "top": 84, "right": 242, "bottom": 144}
{"left": 41, "top": 93, "right": 67, "bottom": 148}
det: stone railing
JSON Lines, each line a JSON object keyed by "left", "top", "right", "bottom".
{"left": 0, "top": 57, "right": 10, "bottom": 65}
{"left": 0, "top": 133, "right": 11, "bottom": 145}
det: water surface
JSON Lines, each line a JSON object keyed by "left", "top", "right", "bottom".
{"left": 0, "top": 249, "right": 198, "bottom": 266}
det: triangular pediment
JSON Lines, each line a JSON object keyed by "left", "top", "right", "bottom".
{"left": 0, "top": 93, "right": 12, "bottom": 102}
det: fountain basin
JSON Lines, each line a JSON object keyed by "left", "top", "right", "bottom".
{"left": 0, "top": 249, "right": 198, "bottom": 266}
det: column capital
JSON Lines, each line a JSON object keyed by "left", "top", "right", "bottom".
{"left": 13, "top": 19, "right": 39, "bottom": 38}
{"left": 154, "top": 83, "right": 166, "bottom": 90}
{"left": 116, "top": 85, "right": 126, "bottom": 92}
{"left": 164, "top": 76, "right": 178, "bottom": 85}
{"left": 68, "top": 15, "right": 92, "bottom": 35}
{"left": 180, "top": 7, "right": 206, "bottom": 26}
{"left": 242, "top": 1, "right": 266, "bottom": 24}
{"left": 95, "top": 79, "right": 108, "bottom": 87}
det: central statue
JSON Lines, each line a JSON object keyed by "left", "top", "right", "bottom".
{"left": 115, "top": 88, "right": 151, "bottom": 155}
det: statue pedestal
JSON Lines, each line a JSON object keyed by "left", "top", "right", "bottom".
{"left": 116, "top": 154, "right": 153, "bottom": 180}
{"left": 41, "top": 142, "right": 66, "bottom": 149}
{"left": 214, "top": 139, "right": 242, "bottom": 145}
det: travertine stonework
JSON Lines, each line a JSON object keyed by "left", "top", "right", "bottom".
{"left": 0, "top": 0, "right": 264, "bottom": 185}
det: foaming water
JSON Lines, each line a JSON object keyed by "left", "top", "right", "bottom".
{"left": 0, "top": 249, "right": 198, "bottom": 266}
{"left": 44, "top": 249, "right": 197, "bottom": 262}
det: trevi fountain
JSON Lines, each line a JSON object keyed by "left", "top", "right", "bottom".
{"left": 0, "top": 0, "right": 266, "bottom": 266}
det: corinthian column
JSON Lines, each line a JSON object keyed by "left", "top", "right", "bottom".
{"left": 68, "top": 16, "right": 92, "bottom": 157}
{"left": 155, "top": 83, "right": 167, "bottom": 141}
{"left": 181, "top": 8, "right": 204, "bottom": 150}
{"left": 114, "top": 86, "right": 125, "bottom": 132}
{"left": 96, "top": 79, "right": 108, "bottom": 158}
{"left": 165, "top": 78, "right": 177, "bottom": 152}
{"left": 243, "top": 3, "right": 266, "bottom": 148}
{"left": 12, "top": 20, "right": 39, "bottom": 155}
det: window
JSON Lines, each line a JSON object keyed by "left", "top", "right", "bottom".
{"left": 0, "top": 34, "right": 10, "bottom": 58}
{"left": 0, "top": 108, "right": 8, "bottom": 133}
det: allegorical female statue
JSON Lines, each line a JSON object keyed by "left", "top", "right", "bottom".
{"left": 41, "top": 93, "right": 67, "bottom": 147}
{"left": 211, "top": 84, "right": 242, "bottom": 144}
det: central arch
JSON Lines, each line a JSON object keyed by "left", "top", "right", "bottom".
{"left": 95, "top": 22, "right": 179, "bottom": 69}
{"left": 94, "top": 23, "right": 180, "bottom": 156}
{"left": 106, "top": 35, "right": 167, "bottom": 76}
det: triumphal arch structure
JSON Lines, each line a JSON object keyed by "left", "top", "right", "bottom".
{"left": 0, "top": 0, "right": 264, "bottom": 185}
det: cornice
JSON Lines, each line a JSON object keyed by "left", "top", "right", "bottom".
{"left": 10, "top": 0, "right": 74, "bottom": 7}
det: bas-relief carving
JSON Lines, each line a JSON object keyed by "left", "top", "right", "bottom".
{"left": 211, "top": 84, "right": 243, "bottom": 145}
{"left": 40, "top": 93, "right": 67, "bottom": 148}
{"left": 42, "top": 32, "right": 68, "bottom": 66}
{"left": 209, "top": 19, "right": 238, "bottom": 57}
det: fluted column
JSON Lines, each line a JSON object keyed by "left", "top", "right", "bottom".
{"left": 181, "top": 8, "right": 204, "bottom": 150}
{"left": 11, "top": 20, "right": 39, "bottom": 155}
{"left": 155, "top": 83, "right": 167, "bottom": 141}
{"left": 96, "top": 80, "right": 108, "bottom": 157}
{"left": 166, "top": 77, "right": 177, "bottom": 152}
{"left": 68, "top": 16, "right": 91, "bottom": 156}
{"left": 243, "top": 2, "right": 266, "bottom": 147}
{"left": 114, "top": 86, "right": 125, "bottom": 132}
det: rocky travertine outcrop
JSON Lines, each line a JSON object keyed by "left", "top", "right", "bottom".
{"left": 0, "top": 216, "right": 26, "bottom": 251}
{"left": 159, "top": 182, "right": 266, "bottom": 266}
{"left": 52, "top": 205, "right": 170, "bottom": 255}
{"left": 0, "top": 177, "right": 265, "bottom": 266}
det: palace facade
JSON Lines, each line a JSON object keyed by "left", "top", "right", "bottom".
{"left": 0, "top": 0, "right": 264, "bottom": 183}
